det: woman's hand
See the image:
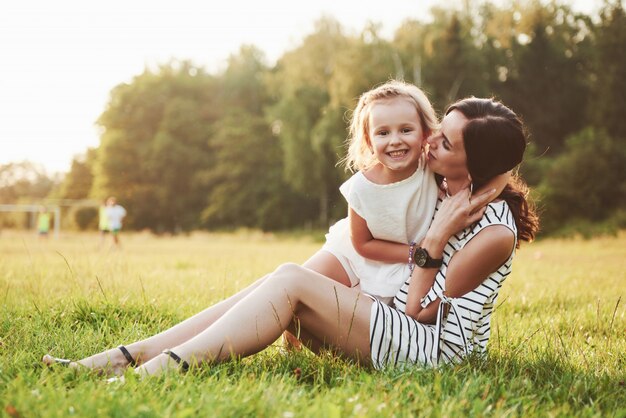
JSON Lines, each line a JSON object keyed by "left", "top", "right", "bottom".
{"left": 427, "top": 187, "right": 497, "bottom": 247}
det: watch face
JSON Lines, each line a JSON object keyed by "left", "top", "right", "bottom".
{"left": 414, "top": 248, "right": 428, "bottom": 267}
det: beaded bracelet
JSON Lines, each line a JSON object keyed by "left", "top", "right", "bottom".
{"left": 408, "top": 241, "right": 417, "bottom": 276}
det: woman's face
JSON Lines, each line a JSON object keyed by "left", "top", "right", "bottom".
{"left": 426, "top": 109, "right": 469, "bottom": 181}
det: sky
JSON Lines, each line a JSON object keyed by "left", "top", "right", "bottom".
{"left": 0, "top": 0, "right": 600, "bottom": 175}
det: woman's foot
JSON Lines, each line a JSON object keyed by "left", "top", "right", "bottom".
{"left": 41, "top": 355, "right": 83, "bottom": 370}
{"left": 134, "top": 350, "right": 190, "bottom": 377}
{"left": 42, "top": 346, "right": 138, "bottom": 376}
{"left": 106, "top": 375, "right": 126, "bottom": 384}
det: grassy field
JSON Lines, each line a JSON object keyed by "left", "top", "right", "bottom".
{"left": 0, "top": 230, "right": 624, "bottom": 417}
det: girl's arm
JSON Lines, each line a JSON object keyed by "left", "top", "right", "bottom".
{"left": 349, "top": 208, "right": 410, "bottom": 264}
{"left": 349, "top": 171, "right": 510, "bottom": 266}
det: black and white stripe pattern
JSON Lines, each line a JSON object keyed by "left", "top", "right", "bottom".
{"left": 370, "top": 299, "right": 465, "bottom": 369}
{"left": 369, "top": 200, "right": 517, "bottom": 369}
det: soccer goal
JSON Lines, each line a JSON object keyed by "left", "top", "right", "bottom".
{"left": 0, "top": 204, "right": 61, "bottom": 239}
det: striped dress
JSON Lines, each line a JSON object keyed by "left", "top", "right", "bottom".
{"left": 369, "top": 199, "right": 518, "bottom": 369}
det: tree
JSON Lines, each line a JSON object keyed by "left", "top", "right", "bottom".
{"left": 589, "top": 2, "right": 626, "bottom": 140}
{"left": 93, "top": 62, "right": 219, "bottom": 232}
{"left": 58, "top": 148, "right": 96, "bottom": 200}
{"left": 53, "top": 148, "right": 98, "bottom": 230}
{"left": 200, "top": 46, "right": 316, "bottom": 230}
{"left": 329, "top": 23, "right": 398, "bottom": 107}
{"left": 0, "top": 161, "right": 56, "bottom": 203}
{"left": 500, "top": 4, "right": 590, "bottom": 156}
{"left": 393, "top": 20, "right": 428, "bottom": 87}
{"left": 201, "top": 111, "right": 313, "bottom": 230}
{"left": 419, "top": 9, "right": 488, "bottom": 109}
{"left": 267, "top": 17, "right": 350, "bottom": 226}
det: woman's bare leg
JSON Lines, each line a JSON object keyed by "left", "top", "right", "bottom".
{"left": 302, "top": 250, "right": 353, "bottom": 287}
{"left": 43, "top": 251, "right": 354, "bottom": 373}
{"left": 43, "top": 274, "right": 270, "bottom": 372}
{"left": 283, "top": 250, "right": 353, "bottom": 349}
{"left": 136, "top": 263, "right": 373, "bottom": 376}
{"left": 96, "top": 250, "right": 349, "bottom": 366}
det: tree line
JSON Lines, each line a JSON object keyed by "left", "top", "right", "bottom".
{"left": 2, "top": 1, "right": 625, "bottom": 236}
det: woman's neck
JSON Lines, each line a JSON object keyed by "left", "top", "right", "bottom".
{"left": 444, "top": 178, "right": 470, "bottom": 196}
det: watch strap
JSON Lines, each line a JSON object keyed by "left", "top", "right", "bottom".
{"left": 414, "top": 247, "right": 443, "bottom": 268}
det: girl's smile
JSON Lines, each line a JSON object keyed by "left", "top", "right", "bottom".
{"left": 388, "top": 149, "right": 409, "bottom": 159}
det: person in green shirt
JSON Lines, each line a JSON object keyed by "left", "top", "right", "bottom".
{"left": 99, "top": 199, "right": 109, "bottom": 246}
{"left": 37, "top": 206, "right": 50, "bottom": 237}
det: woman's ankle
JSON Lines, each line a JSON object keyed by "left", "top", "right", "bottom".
{"left": 78, "top": 347, "right": 131, "bottom": 370}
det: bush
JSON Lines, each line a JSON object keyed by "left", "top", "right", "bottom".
{"left": 73, "top": 207, "right": 98, "bottom": 230}
{"left": 538, "top": 127, "right": 626, "bottom": 234}
{"left": 519, "top": 142, "right": 556, "bottom": 187}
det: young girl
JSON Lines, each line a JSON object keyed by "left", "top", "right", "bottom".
{"left": 320, "top": 81, "right": 439, "bottom": 303}
{"left": 321, "top": 81, "right": 505, "bottom": 303}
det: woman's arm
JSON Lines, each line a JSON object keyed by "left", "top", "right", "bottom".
{"left": 414, "top": 225, "right": 514, "bottom": 323}
{"left": 404, "top": 188, "right": 497, "bottom": 319}
{"left": 349, "top": 208, "right": 409, "bottom": 264}
{"left": 445, "top": 225, "right": 514, "bottom": 297}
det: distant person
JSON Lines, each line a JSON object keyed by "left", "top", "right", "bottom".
{"left": 105, "top": 197, "right": 126, "bottom": 247}
{"left": 37, "top": 206, "right": 50, "bottom": 238}
{"left": 98, "top": 199, "right": 109, "bottom": 245}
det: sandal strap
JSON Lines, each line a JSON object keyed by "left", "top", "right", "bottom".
{"left": 47, "top": 356, "right": 73, "bottom": 366}
{"left": 162, "top": 349, "right": 190, "bottom": 372}
{"left": 118, "top": 346, "right": 137, "bottom": 367}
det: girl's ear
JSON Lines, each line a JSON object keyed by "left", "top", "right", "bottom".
{"left": 422, "top": 130, "right": 432, "bottom": 151}
{"left": 365, "top": 134, "right": 374, "bottom": 154}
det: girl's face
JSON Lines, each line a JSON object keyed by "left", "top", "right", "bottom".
{"left": 426, "top": 109, "right": 469, "bottom": 181}
{"left": 367, "top": 97, "right": 425, "bottom": 178}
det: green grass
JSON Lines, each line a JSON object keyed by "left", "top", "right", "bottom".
{"left": 1, "top": 230, "right": 624, "bottom": 417}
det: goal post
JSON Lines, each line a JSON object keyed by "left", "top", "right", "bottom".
{"left": 0, "top": 204, "right": 61, "bottom": 239}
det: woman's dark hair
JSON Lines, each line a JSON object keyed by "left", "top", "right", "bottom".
{"left": 446, "top": 97, "right": 539, "bottom": 245}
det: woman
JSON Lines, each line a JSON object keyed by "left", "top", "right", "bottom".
{"left": 44, "top": 97, "right": 538, "bottom": 374}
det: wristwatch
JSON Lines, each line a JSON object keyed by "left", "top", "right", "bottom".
{"left": 412, "top": 247, "right": 443, "bottom": 268}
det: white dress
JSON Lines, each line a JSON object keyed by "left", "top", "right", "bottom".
{"left": 322, "top": 162, "right": 439, "bottom": 299}
{"left": 369, "top": 199, "right": 518, "bottom": 369}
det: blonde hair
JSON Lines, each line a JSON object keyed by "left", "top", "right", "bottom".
{"left": 344, "top": 80, "right": 439, "bottom": 172}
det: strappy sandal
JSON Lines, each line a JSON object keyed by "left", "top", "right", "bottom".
{"left": 43, "top": 345, "right": 137, "bottom": 369}
{"left": 117, "top": 345, "right": 138, "bottom": 367}
{"left": 162, "top": 349, "right": 190, "bottom": 372}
